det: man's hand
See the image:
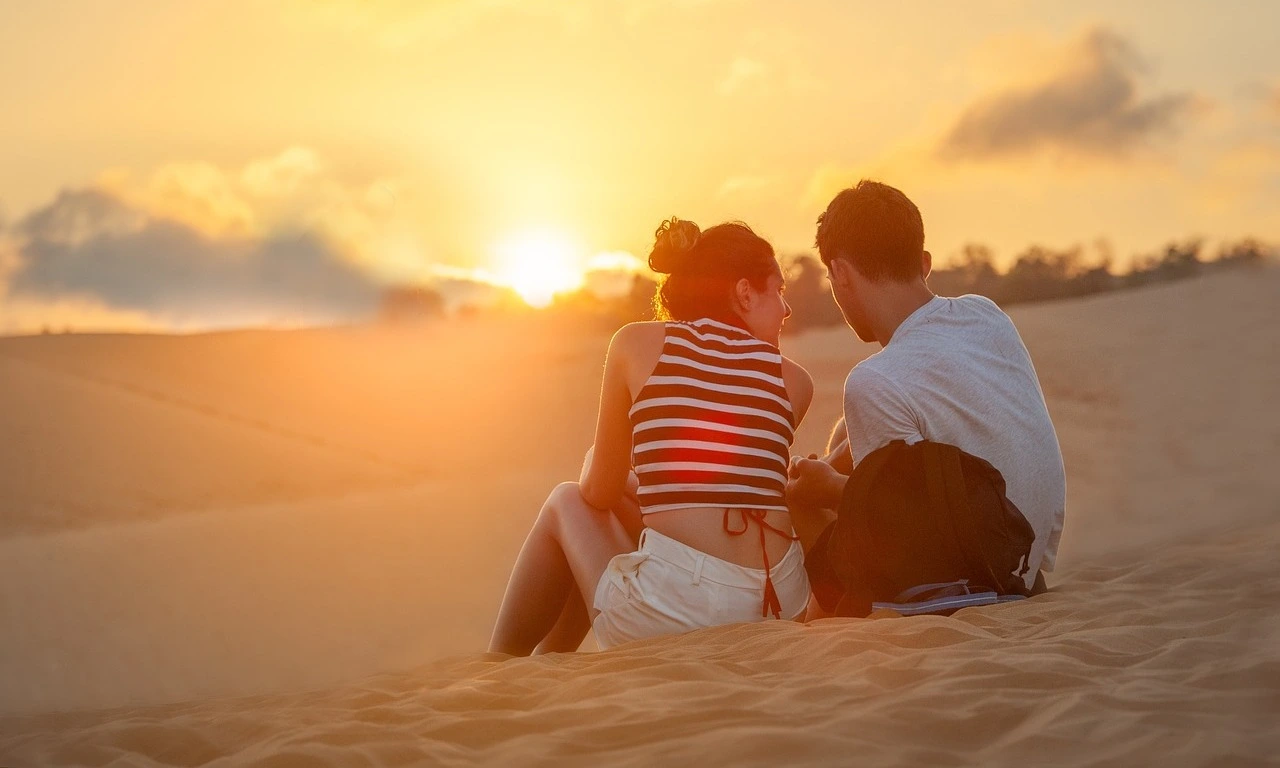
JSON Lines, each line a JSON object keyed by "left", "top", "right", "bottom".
{"left": 786, "top": 454, "right": 847, "bottom": 513}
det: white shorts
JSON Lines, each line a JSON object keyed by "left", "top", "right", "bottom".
{"left": 591, "top": 527, "right": 810, "bottom": 650}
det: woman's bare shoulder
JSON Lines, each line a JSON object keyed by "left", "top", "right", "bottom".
{"left": 608, "top": 322, "right": 666, "bottom": 395}
{"left": 610, "top": 321, "right": 667, "bottom": 354}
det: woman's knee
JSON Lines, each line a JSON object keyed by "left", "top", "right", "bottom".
{"left": 538, "top": 482, "right": 584, "bottom": 528}
{"left": 543, "top": 482, "right": 583, "bottom": 511}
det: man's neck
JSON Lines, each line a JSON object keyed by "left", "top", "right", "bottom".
{"left": 873, "top": 282, "right": 936, "bottom": 346}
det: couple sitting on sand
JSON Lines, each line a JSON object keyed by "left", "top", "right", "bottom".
{"left": 490, "top": 180, "right": 1066, "bottom": 655}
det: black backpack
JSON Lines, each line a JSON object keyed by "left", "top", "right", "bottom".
{"left": 805, "top": 439, "right": 1036, "bottom": 617}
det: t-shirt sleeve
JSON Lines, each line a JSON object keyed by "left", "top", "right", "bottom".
{"left": 843, "top": 365, "right": 922, "bottom": 464}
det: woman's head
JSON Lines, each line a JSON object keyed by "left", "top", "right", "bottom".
{"left": 648, "top": 218, "right": 790, "bottom": 343}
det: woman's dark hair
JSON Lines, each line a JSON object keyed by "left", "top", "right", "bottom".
{"left": 647, "top": 218, "right": 777, "bottom": 323}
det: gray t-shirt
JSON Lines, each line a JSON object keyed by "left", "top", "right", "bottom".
{"left": 843, "top": 294, "right": 1066, "bottom": 586}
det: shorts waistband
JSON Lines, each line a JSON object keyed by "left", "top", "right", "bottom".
{"left": 637, "top": 527, "right": 804, "bottom": 590}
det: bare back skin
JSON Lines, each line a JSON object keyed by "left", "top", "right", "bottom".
{"left": 617, "top": 321, "right": 813, "bottom": 568}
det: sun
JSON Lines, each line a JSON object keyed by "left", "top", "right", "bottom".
{"left": 492, "top": 231, "right": 586, "bottom": 308}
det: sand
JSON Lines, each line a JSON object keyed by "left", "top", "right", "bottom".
{"left": 1, "top": 267, "right": 1278, "bottom": 765}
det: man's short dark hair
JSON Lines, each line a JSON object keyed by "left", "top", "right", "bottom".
{"left": 815, "top": 180, "right": 925, "bottom": 282}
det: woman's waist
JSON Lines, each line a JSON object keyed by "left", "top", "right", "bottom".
{"left": 641, "top": 506, "right": 796, "bottom": 568}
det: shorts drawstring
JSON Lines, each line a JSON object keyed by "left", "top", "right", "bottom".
{"left": 723, "top": 509, "right": 799, "bottom": 619}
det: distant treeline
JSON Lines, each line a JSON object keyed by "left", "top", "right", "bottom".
{"left": 380, "top": 238, "right": 1276, "bottom": 331}
{"left": 782, "top": 237, "right": 1275, "bottom": 332}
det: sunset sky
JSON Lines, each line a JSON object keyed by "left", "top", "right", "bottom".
{"left": 1, "top": 0, "right": 1278, "bottom": 329}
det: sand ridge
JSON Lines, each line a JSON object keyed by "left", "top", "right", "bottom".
{"left": 1, "top": 268, "right": 1278, "bottom": 765}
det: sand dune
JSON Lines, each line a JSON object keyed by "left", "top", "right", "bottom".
{"left": 1, "top": 268, "right": 1278, "bottom": 765}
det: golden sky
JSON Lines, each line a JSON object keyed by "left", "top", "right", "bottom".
{"left": 1, "top": 0, "right": 1278, "bottom": 328}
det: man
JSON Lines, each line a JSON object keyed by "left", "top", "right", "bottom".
{"left": 787, "top": 180, "right": 1065, "bottom": 595}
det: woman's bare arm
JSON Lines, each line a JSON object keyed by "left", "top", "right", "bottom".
{"left": 579, "top": 324, "right": 649, "bottom": 511}
{"left": 781, "top": 356, "right": 815, "bottom": 430}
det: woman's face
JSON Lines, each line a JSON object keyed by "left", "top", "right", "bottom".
{"left": 739, "top": 267, "right": 791, "bottom": 345}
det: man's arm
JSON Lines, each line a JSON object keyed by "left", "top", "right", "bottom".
{"left": 843, "top": 366, "right": 922, "bottom": 466}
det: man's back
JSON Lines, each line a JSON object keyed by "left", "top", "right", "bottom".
{"left": 843, "top": 294, "right": 1065, "bottom": 585}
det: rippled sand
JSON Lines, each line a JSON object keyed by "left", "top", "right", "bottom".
{"left": 2, "top": 268, "right": 1278, "bottom": 765}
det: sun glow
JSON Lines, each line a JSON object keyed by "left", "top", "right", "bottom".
{"left": 492, "top": 231, "right": 586, "bottom": 307}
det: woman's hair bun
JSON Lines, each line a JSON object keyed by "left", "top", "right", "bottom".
{"left": 649, "top": 217, "right": 701, "bottom": 273}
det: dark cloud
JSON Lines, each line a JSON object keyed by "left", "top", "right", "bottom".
{"left": 9, "top": 188, "right": 384, "bottom": 325}
{"left": 940, "top": 28, "right": 1197, "bottom": 160}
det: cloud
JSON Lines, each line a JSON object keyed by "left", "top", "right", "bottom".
{"left": 93, "top": 147, "right": 428, "bottom": 289}
{"left": 940, "top": 28, "right": 1198, "bottom": 160}
{"left": 99, "top": 147, "right": 387, "bottom": 249}
{"left": 0, "top": 227, "right": 18, "bottom": 295}
{"left": 5, "top": 188, "right": 384, "bottom": 328}
{"left": 240, "top": 146, "right": 324, "bottom": 199}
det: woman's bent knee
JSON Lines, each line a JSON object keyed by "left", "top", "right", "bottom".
{"left": 541, "top": 482, "right": 583, "bottom": 519}
{"left": 539, "top": 482, "right": 589, "bottom": 529}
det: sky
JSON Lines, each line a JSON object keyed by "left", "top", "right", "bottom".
{"left": 1, "top": 0, "right": 1278, "bottom": 330}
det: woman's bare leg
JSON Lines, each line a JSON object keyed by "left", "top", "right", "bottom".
{"left": 489, "top": 482, "right": 633, "bottom": 656}
{"left": 532, "top": 493, "right": 644, "bottom": 654}
{"left": 534, "top": 592, "right": 590, "bottom": 654}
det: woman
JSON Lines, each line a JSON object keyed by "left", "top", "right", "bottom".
{"left": 489, "top": 218, "right": 814, "bottom": 655}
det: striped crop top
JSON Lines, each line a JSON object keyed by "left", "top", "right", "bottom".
{"left": 629, "top": 318, "right": 796, "bottom": 515}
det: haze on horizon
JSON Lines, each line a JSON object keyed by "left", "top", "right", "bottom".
{"left": 1, "top": 0, "right": 1278, "bottom": 331}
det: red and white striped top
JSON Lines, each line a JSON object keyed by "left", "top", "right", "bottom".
{"left": 629, "top": 318, "right": 795, "bottom": 515}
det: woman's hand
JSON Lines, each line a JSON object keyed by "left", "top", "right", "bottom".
{"left": 786, "top": 455, "right": 846, "bottom": 512}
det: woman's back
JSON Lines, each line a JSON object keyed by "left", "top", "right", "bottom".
{"left": 616, "top": 319, "right": 806, "bottom": 567}
{"left": 489, "top": 218, "right": 813, "bottom": 655}
{"left": 631, "top": 318, "right": 793, "bottom": 510}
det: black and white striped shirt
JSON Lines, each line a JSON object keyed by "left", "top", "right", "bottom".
{"left": 629, "top": 318, "right": 795, "bottom": 515}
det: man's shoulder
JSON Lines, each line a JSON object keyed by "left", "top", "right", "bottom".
{"left": 844, "top": 354, "right": 908, "bottom": 400}
{"left": 920, "top": 294, "right": 1022, "bottom": 348}
{"left": 950, "top": 293, "right": 1010, "bottom": 321}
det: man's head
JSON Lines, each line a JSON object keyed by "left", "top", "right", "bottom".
{"left": 815, "top": 180, "right": 932, "bottom": 342}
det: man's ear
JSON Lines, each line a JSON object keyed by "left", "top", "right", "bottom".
{"left": 733, "top": 277, "right": 754, "bottom": 311}
{"left": 922, "top": 250, "right": 933, "bottom": 281}
{"left": 829, "top": 257, "right": 852, "bottom": 289}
